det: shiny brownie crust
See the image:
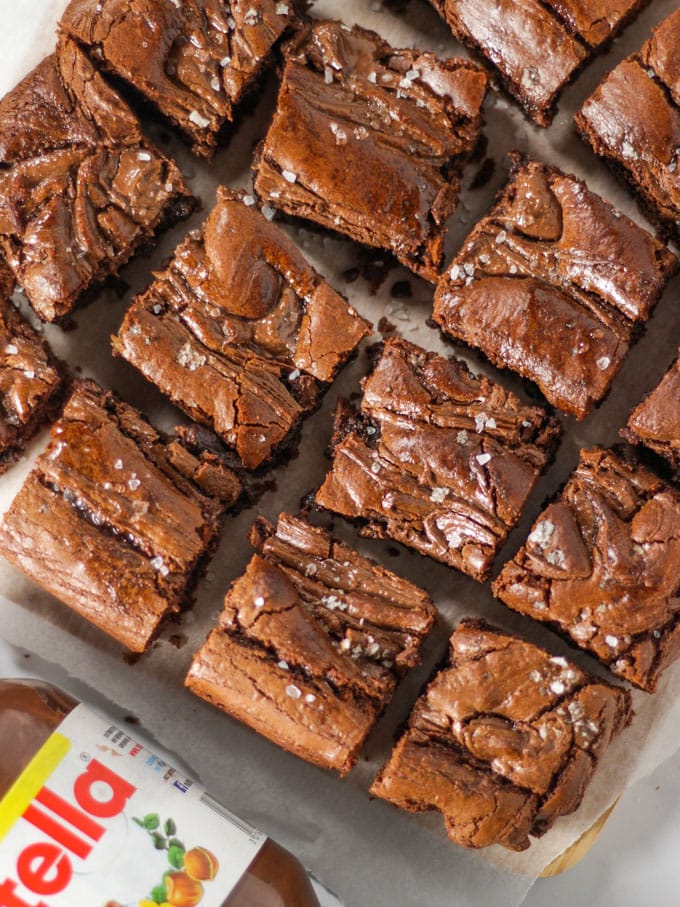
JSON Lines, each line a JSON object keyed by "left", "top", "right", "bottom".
{"left": 494, "top": 447, "right": 680, "bottom": 692}
{"left": 253, "top": 20, "right": 488, "bottom": 281}
{"left": 113, "top": 187, "right": 370, "bottom": 471}
{"left": 314, "top": 336, "right": 560, "bottom": 581}
{"left": 0, "top": 380, "right": 241, "bottom": 652}
{"left": 0, "top": 38, "right": 193, "bottom": 322}
{"left": 372, "top": 619, "right": 631, "bottom": 850}
{"left": 433, "top": 154, "right": 677, "bottom": 419}
{"left": 428, "top": 0, "right": 647, "bottom": 125}
{"left": 576, "top": 8, "right": 680, "bottom": 245}
{"left": 186, "top": 513, "right": 436, "bottom": 774}
{"left": 60, "top": 0, "right": 303, "bottom": 157}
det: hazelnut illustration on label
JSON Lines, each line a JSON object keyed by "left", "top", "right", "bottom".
{"left": 0, "top": 706, "right": 263, "bottom": 907}
{"left": 132, "top": 814, "right": 220, "bottom": 907}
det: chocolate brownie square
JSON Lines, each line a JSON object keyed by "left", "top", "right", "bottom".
{"left": 0, "top": 296, "right": 64, "bottom": 472}
{"left": 576, "top": 8, "right": 680, "bottom": 245}
{"left": 314, "top": 336, "right": 560, "bottom": 581}
{"left": 433, "top": 155, "right": 677, "bottom": 419}
{"left": 253, "top": 20, "right": 488, "bottom": 281}
{"left": 0, "top": 38, "right": 193, "bottom": 323}
{"left": 622, "top": 350, "right": 680, "bottom": 479}
{"left": 0, "top": 380, "right": 241, "bottom": 652}
{"left": 60, "top": 0, "right": 302, "bottom": 158}
{"left": 113, "top": 187, "right": 370, "bottom": 471}
{"left": 371, "top": 619, "right": 631, "bottom": 850}
{"left": 493, "top": 447, "right": 680, "bottom": 692}
{"left": 428, "top": 0, "right": 646, "bottom": 126}
{"left": 186, "top": 513, "right": 436, "bottom": 774}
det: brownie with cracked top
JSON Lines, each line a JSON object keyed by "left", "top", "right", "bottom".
{"left": 314, "top": 336, "right": 560, "bottom": 582}
{"left": 113, "top": 187, "right": 370, "bottom": 471}
{"left": 433, "top": 155, "right": 677, "bottom": 420}
{"left": 371, "top": 618, "right": 631, "bottom": 850}
{"left": 428, "top": 0, "right": 647, "bottom": 126}
{"left": 186, "top": 513, "right": 436, "bottom": 775}
{"left": 0, "top": 38, "right": 193, "bottom": 323}
{"left": 576, "top": 8, "right": 680, "bottom": 245}
{"left": 253, "top": 20, "right": 488, "bottom": 282}
{"left": 623, "top": 350, "right": 680, "bottom": 480}
{"left": 493, "top": 447, "right": 680, "bottom": 692}
{"left": 0, "top": 293, "right": 64, "bottom": 473}
{"left": 60, "top": 0, "right": 302, "bottom": 158}
{"left": 0, "top": 380, "right": 241, "bottom": 653}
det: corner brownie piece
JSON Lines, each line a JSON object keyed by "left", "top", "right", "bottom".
{"left": 0, "top": 297, "right": 63, "bottom": 472}
{"left": 253, "top": 20, "right": 488, "bottom": 281}
{"left": 433, "top": 155, "right": 677, "bottom": 420}
{"left": 371, "top": 619, "right": 631, "bottom": 851}
{"left": 428, "top": 0, "right": 646, "bottom": 126}
{"left": 314, "top": 337, "right": 560, "bottom": 581}
{"left": 576, "top": 8, "right": 680, "bottom": 245}
{"left": 493, "top": 447, "right": 680, "bottom": 692}
{"left": 622, "top": 351, "right": 680, "bottom": 479}
{"left": 0, "top": 380, "right": 241, "bottom": 652}
{"left": 113, "top": 187, "right": 370, "bottom": 471}
{"left": 186, "top": 513, "right": 436, "bottom": 774}
{"left": 0, "top": 38, "right": 193, "bottom": 323}
{"left": 60, "top": 0, "right": 302, "bottom": 158}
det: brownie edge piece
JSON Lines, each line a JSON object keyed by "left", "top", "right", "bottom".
{"left": 433, "top": 154, "right": 677, "bottom": 420}
{"left": 0, "top": 38, "right": 193, "bottom": 322}
{"left": 575, "top": 9, "right": 680, "bottom": 245}
{"left": 622, "top": 351, "right": 680, "bottom": 479}
{"left": 314, "top": 336, "right": 560, "bottom": 581}
{"left": 186, "top": 513, "right": 436, "bottom": 774}
{"left": 428, "top": 0, "right": 646, "bottom": 126}
{"left": 113, "top": 187, "right": 370, "bottom": 471}
{"left": 493, "top": 447, "right": 680, "bottom": 692}
{"left": 371, "top": 619, "right": 632, "bottom": 850}
{"left": 253, "top": 20, "right": 488, "bottom": 281}
{"left": 0, "top": 380, "right": 241, "bottom": 652}
{"left": 0, "top": 298, "right": 64, "bottom": 472}
{"left": 60, "top": 0, "right": 302, "bottom": 158}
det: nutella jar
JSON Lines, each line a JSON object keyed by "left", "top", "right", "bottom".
{"left": 0, "top": 680, "right": 321, "bottom": 907}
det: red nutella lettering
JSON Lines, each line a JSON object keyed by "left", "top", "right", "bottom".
{"left": 16, "top": 844, "right": 70, "bottom": 896}
{"left": 0, "top": 878, "right": 46, "bottom": 907}
{"left": 0, "top": 759, "right": 136, "bottom": 904}
{"left": 73, "top": 760, "right": 135, "bottom": 819}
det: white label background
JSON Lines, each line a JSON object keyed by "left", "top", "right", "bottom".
{"left": 0, "top": 705, "right": 265, "bottom": 906}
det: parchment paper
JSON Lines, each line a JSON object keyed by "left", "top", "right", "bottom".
{"left": 1, "top": 1, "right": 680, "bottom": 905}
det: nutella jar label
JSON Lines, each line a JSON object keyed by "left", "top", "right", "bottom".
{"left": 0, "top": 705, "right": 265, "bottom": 906}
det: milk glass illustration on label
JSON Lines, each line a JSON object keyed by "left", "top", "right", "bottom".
{"left": 0, "top": 705, "right": 265, "bottom": 906}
